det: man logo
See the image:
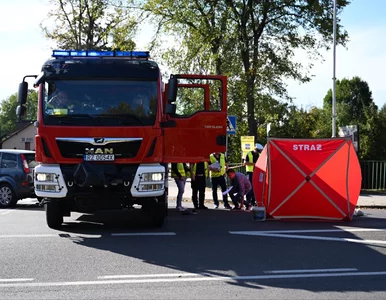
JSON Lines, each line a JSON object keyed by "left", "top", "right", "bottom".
{"left": 85, "top": 148, "right": 114, "bottom": 154}
{"left": 94, "top": 137, "right": 105, "bottom": 144}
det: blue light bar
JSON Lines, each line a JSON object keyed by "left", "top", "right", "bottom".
{"left": 52, "top": 49, "right": 150, "bottom": 59}
{"left": 70, "top": 50, "right": 87, "bottom": 56}
{"left": 52, "top": 50, "right": 70, "bottom": 57}
{"left": 88, "top": 51, "right": 114, "bottom": 57}
{"left": 116, "top": 51, "right": 150, "bottom": 58}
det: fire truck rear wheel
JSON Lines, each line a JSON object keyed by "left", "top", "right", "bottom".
{"left": 45, "top": 200, "right": 63, "bottom": 229}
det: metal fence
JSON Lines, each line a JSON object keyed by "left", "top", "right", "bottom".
{"left": 205, "top": 163, "right": 245, "bottom": 187}
{"left": 361, "top": 161, "right": 386, "bottom": 190}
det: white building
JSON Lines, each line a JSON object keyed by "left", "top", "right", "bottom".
{"left": 0, "top": 122, "right": 36, "bottom": 150}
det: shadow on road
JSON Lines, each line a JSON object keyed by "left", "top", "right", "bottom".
{"left": 51, "top": 207, "right": 386, "bottom": 293}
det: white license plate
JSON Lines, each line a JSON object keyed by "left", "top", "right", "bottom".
{"left": 83, "top": 154, "right": 115, "bottom": 161}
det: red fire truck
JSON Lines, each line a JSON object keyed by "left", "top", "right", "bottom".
{"left": 16, "top": 50, "right": 227, "bottom": 229}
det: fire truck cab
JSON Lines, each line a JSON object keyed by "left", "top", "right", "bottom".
{"left": 16, "top": 50, "right": 227, "bottom": 229}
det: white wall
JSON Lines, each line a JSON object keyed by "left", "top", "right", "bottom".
{"left": 2, "top": 124, "right": 37, "bottom": 150}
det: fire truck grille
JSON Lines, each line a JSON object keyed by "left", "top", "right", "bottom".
{"left": 56, "top": 138, "right": 143, "bottom": 159}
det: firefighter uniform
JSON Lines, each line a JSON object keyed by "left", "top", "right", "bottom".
{"left": 191, "top": 161, "right": 209, "bottom": 209}
{"left": 244, "top": 145, "right": 262, "bottom": 206}
{"left": 209, "top": 153, "right": 231, "bottom": 209}
{"left": 171, "top": 163, "right": 190, "bottom": 211}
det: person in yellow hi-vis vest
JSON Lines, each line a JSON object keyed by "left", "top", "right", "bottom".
{"left": 244, "top": 143, "right": 263, "bottom": 206}
{"left": 171, "top": 163, "right": 190, "bottom": 212}
{"left": 208, "top": 152, "right": 232, "bottom": 209}
{"left": 46, "top": 90, "right": 70, "bottom": 114}
{"left": 191, "top": 160, "right": 209, "bottom": 210}
{"left": 46, "top": 90, "right": 78, "bottom": 115}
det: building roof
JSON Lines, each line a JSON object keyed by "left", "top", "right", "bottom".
{"left": 0, "top": 122, "right": 34, "bottom": 144}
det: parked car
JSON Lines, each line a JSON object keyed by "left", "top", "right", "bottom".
{"left": 0, "top": 149, "right": 37, "bottom": 208}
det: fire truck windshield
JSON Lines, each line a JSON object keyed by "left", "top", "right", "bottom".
{"left": 42, "top": 80, "right": 157, "bottom": 126}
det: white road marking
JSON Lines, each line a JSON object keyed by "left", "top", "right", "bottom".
{"left": 0, "top": 234, "right": 58, "bottom": 238}
{"left": 264, "top": 268, "right": 358, "bottom": 274}
{"left": 98, "top": 273, "right": 200, "bottom": 279}
{"left": 1, "top": 271, "right": 386, "bottom": 288}
{"left": 71, "top": 221, "right": 104, "bottom": 225}
{"left": 111, "top": 232, "right": 176, "bottom": 236}
{"left": 231, "top": 228, "right": 386, "bottom": 235}
{"left": 0, "top": 210, "right": 14, "bottom": 216}
{"left": 229, "top": 228, "right": 386, "bottom": 245}
{"left": 0, "top": 232, "right": 175, "bottom": 238}
{"left": 230, "top": 231, "right": 386, "bottom": 245}
{"left": 0, "top": 278, "right": 34, "bottom": 283}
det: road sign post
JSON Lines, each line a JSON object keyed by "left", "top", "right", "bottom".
{"left": 226, "top": 116, "right": 237, "bottom": 159}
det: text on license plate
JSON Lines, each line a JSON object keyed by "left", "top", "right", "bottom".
{"left": 83, "top": 154, "right": 115, "bottom": 161}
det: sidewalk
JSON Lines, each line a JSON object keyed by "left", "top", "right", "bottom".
{"left": 167, "top": 179, "right": 386, "bottom": 208}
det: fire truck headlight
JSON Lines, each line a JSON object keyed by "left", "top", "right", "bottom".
{"left": 35, "top": 184, "right": 60, "bottom": 193}
{"left": 36, "top": 173, "right": 57, "bottom": 182}
{"left": 139, "top": 184, "right": 163, "bottom": 192}
{"left": 142, "top": 173, "right": 164, "bottom": 181}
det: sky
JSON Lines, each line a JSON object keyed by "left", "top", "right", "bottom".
{"left": 0, "top": 0, "right": 385, "bottom": 110}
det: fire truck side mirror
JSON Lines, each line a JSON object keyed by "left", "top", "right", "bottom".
{"left": 165, "top": 103, "right": 176, "bottom": 114}
{"left": 18, "top": 82, "right": 28, "bottom": 105}
{"left": 16, "top": 105, "right": 26, "bottom": 120}
{"left": 167, "top": 77, "right": 177, "bottom": 102}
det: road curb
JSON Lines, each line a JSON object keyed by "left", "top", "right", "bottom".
{"left": 356, "top": 206, "right": 386, "bottom": 210}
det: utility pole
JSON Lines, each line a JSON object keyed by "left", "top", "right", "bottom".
{"left": 332, "top": 0, "right": 337, "bottom": 137}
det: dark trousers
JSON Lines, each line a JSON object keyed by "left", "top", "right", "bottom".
{"left": 230, "top": 189, "right": 252, "bottom": 208}
{"left": 211, "top": 176, "right": 229, "bottom": 206}
{"left": 230, "top": 193, "right": 242, "bottom": 207}
{"left": 246, "top": 172, "right": 256, "bottom": 205}
{"left": 192, "top": 176, "right": 206, "bottom": 208}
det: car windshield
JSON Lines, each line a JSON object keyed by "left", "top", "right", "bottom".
{"left": 42, "top": 80, "right": 157, "bottom": 126}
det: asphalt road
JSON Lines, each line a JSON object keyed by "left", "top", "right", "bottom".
{"left": 1, "top": 198, "right": 386, "bottom": 300}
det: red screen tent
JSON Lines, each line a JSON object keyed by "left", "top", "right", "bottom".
{"left": 253, "top": 138, "right": 362, "bottom": 221}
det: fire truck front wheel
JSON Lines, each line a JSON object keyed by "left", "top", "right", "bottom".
{"left": 45, "top": 200, "right": 64, "bottom": 229}
{"left": 147, "top": 200, "right": 166, "bottom": 228}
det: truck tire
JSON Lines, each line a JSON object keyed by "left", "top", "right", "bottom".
{"left": 150, "top": 201, "right": 166, "bottom": 228}
{"left": 45, "top": 200, "right": 63, "bottom": 229}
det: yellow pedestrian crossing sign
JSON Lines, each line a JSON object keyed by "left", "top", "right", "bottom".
{"left": 227, "top": 116, "right": 236, "bottom": 134}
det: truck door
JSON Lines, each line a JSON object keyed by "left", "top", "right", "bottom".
{"left": 162, "top": 75, "right": 227, "bottom": 163}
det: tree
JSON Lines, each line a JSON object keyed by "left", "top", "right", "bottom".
{"left": 322, "top": 77, "right": 378, "bottom": 159}
{"left": 269, "top": 105, "right": 318, "bottom": 138}
{"left": 142, "top": 0, "right": 350, "bottom": 141}
{"left": 0, "top": 91, "right": 38, "bottom": 140}
{"left": 41, "top": 0, "right": 138, "bottom": 50}
{"left": 373, "top": 105, "right": 386, "bottom": 160}
{"left": 323, "top": 77, "right": 375, "bottom": 124}
{"left": 308, "top": 106, "right": 331, "bottom": 138}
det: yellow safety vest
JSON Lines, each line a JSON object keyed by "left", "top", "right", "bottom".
{"left": 209, "top": 153, "right": 226, "bottom": 178}
{"left": 171, "top": 163, "right": 189, "bottom": 178}
{"left": 191, "top": 162, "right": 209, "bottom": 177}
{"left": 185, "top": 164, "right": 191, "bottom": 178}
{"left": 245, "top": 151, "right": 254, "bottom": 172}
{"left": 46, "top": 102, "right": 69, "bottom": 115}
